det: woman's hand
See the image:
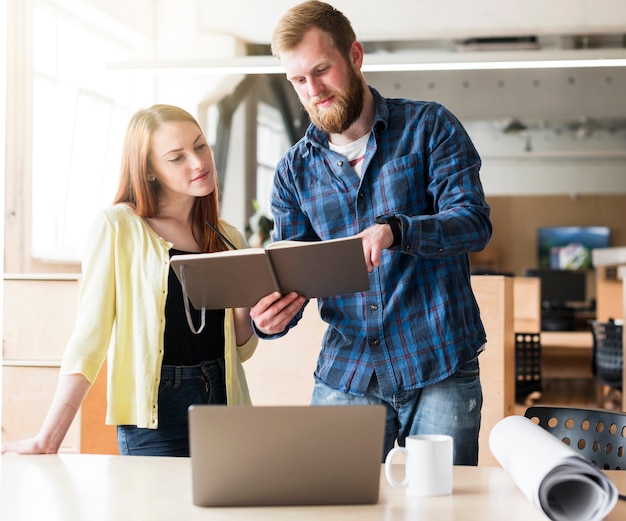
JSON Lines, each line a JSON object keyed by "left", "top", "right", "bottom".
{"left": 1, "top": 374, "right": 90, "bottom": 455}
{"left": 1, "top": 436, "right": 57, "bottom": 455}
{"left": 233, "top": 306, "right": 255, "bottom": 346}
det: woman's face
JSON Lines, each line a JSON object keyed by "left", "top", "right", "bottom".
{"left": 149, "top": 121, "right": 216, "bottom": 200}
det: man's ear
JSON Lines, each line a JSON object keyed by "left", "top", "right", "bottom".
{"left": 350, "top": 41, "right": 364, "bottom": 68}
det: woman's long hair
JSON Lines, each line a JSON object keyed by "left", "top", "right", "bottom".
{"left": 113, "top": 104, "right": 227, "bottom": 253}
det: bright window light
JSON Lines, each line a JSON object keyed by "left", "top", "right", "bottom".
{"left": 31, "top": 5, "right": 138, "bottom": 262}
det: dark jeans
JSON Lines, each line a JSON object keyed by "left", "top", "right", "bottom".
{"left": 311, "top": 354, "right": 483, "bottom": 465}
{"left": 117, "top": 359, "right": 226, "bottom": 457}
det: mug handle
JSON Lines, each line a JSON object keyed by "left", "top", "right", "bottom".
{"left": 384, "top": 446, "right": 408, "bottom": 487}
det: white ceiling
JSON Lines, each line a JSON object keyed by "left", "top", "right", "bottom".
{"left": 198, "top": 0, "right": 626, "bottom": 45}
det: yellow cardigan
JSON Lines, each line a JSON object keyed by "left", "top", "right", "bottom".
{"left": 60, "top": 204, "right": 257, "bottom": 428}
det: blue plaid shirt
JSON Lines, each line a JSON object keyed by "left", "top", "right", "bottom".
{"left": 266, "top": 87, "right": 492, "bottom": 397}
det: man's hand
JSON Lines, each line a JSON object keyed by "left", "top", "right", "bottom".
{"left": 358, "top": 223, "right": 393, "bottom": 271}
{"left": 250, "top": 292, "right": 306, "bottom": 336}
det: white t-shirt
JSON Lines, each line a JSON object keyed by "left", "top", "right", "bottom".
{"left": 328, "top": 132, "right": 370, "bottom": 178}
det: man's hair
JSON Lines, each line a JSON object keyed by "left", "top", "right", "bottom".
{"left": 271, "top": 1, "right": 357, "bottom": 62}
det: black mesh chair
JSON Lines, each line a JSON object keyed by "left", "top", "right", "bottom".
{"left": 589, "top": 319, "right": 623, "bottom": 409}
{"left": 589, "top": 319, "right": 623, "bottom": 387}
{"left": 524, "top": 405, "right": 626, "bottom": 470}
{"left": 515, "top": 332, "right": 542, "bottom": 404}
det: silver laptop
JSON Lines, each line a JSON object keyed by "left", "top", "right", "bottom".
{"left": 188, "top": 404, "right": 386, "bottom": 507}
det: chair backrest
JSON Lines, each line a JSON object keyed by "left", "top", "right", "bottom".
{"left": 589, "top": 320, "right": 623, "bottom": 388}
{"left": 524, "top": 405, "right": 626, "bottom": 470}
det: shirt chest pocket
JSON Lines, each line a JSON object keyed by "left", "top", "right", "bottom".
{"left": 379, "top": 155, "right": 431, "bottom": 216}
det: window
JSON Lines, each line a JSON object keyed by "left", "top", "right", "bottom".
{"left": 31, "top": 3, "right": 147, "bottom": 262}
{"left": 249, "top": 102, "right": 291, "bottom": 247}
{"left": 256, "top": 102, "right": 290, "bottom": 215}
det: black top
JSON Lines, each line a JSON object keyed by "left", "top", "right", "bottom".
{"left": 164, "top": 248, "right": 225, "bottom": 365}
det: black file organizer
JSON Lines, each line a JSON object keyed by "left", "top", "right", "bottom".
{"left": 515, "top": 332, "right": 542, "bottom": 403}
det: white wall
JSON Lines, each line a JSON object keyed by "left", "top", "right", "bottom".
{"left": 366, "top": 66, "right": 626, "bottom": 196}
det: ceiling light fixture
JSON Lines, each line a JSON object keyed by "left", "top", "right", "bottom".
{"left": 108, "top": 48, "right": 626, "bottom": 76}
{"left": 363, "top": 57, "right": 626, "bottom": 72}
{"left": 502, "top": 118, "right": 528, "bottom": 134}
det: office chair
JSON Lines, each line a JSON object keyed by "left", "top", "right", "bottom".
{"left": 515, "top": 332, "right": 542, "bottom": 404}
{"left": 589, "top": 319, "right": 623, "bottom": 409}
{"left": 524, "top": 405, "right": 626, "bottom": 470}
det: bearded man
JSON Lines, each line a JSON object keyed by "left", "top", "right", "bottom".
{"left": 250, "top": 1, "right": 493, "bottom": 465}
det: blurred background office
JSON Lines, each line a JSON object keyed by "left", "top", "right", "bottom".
{"left": 3, "top": 0, "right": 626, "bottom": 280}
{"left": 3, "top": 0, "right": 626, "bottom": 452}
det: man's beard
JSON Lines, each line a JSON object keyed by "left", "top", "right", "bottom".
{"left": 304, "top": 67, "right": 364, "bottom": 134}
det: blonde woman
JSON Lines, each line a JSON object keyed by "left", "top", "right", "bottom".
{"left": 2, "top": 105, "right": 257, "bottom": 457}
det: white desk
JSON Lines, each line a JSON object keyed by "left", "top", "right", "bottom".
{"left": 2, "top": 454, "right": 625, "bottom": 520}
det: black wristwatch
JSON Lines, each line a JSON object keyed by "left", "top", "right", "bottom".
{"left": 374, "top": 215, "right": 401, "bottom": 247}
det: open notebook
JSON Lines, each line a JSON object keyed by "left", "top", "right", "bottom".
{"left": 188, "top": 404, "right": 386, "bottom": 507}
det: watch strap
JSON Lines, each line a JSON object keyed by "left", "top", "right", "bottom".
{"left": 375, "top": 216, "right": 401, "bottom": 247}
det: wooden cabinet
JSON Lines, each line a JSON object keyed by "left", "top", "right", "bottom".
{"left": 471, "top": 275, "right": 515, "bottom": 466}
{"left": 2, "top": 274, "right": 82, "bottom": 451}
{"left": 595, "top": 265, "right": 623, "bottom": 322}
{"left": 2, "top": 274, "right": 119, "bottom": 454}
{"left": 513, "top": 277, "right": 541, "bottom": 332}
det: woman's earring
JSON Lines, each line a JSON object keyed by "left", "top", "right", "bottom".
{"left": 147, "top": 173, "right": 156, "bottom": 182}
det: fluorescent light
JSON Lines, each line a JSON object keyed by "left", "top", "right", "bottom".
{"left": 362, "top": 58, "right": 626, "bottom": 72}
{"left": 362, "top": 48, "right": 626, "bottom": 72}
{"left": 109, "top": 65, "right": 286, "bottom": 76}
{"left": 107, "top": 48, "right": 626, "bottom": 75}
{"left": 107, "top": 56, "right": 283, "bottom": 76}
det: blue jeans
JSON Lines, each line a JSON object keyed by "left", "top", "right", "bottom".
{"left": 117, "top": 359, "right": 226, "bottom": 457}
{"left": 311, "top": 354, "right": 483, "bottom": 465}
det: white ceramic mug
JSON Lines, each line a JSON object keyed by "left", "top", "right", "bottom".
{"left": 384, "top": 434, "right": 453, "bottom": 496}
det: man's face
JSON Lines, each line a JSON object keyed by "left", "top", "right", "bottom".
{"left": 280, "top": 28, "right": 364, "bottom": 134}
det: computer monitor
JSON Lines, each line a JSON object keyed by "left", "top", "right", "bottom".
{"left": 524, "top": 268, "right": 587, "bottom": 331}
{"left": 524, "top": 268, "right": 587, "bottom": 307}
{"left": 537, "top": 226, "right": 610, "bottom": 270}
